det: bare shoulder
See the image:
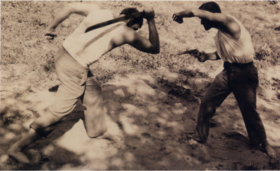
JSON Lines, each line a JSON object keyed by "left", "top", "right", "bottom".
{"left": 115, "top": 25, "right": 133, "bottom": 37}
{"left": 110, "top": 25, "right": 134, "bottom": 47}
{"left": 225, "top": 15, "right": 238, "bottom": 24}
{"left": 225, "top": 15, "right": 240, "bottom": 31}
{"left": 121, "top": 26, "right": 138, "bottom": 42}
{"left": 222, "top": 15, "right": 241, "bottom": 39}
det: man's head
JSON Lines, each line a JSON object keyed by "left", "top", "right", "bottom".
{"left": 198, "top": 2, "right": 221, "bottom": 30}
{"left": 120, "top": 8, "right": 143, "bottom": 31}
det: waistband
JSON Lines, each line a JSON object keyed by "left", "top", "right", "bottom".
{"left": 62, "top": 44, "right": 89, "bottom": 68}
{"left": 62, "top": 47, "right": 94, "bottom": 77}
{"left": 55, "top": 46, "right": 89, "bottom": 73}
{"left": 224, "top": 61, "right": 253, "bottom": 69}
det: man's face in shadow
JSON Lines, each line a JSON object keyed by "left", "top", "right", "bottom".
{"left": 201, "top": 18, "right": 213, "bottom": 31}
{"left": 130, "top": 23, "right": 141, "bottom": 31}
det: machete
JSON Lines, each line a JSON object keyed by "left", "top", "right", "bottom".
{"left": 85, "top": 11, "right": 145, "bottom": 33}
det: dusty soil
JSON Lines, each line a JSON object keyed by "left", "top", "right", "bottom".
{"left": 1, "top": 1, "right": 280, "bottom": 170}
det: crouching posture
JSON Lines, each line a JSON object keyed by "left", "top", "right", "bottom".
{"left": 8, "top": 3, "right": 159, "bottom": 163}
{"left": 173, "top": 1, "right": 277, "bottom": 164}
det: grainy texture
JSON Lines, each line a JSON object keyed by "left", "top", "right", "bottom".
{"left": 1, "top": 1, "right": 280, "bottom": 170}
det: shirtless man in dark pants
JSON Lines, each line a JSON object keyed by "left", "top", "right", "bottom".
{"left": 173, "top": 1, "right": 277, "bottom": 164}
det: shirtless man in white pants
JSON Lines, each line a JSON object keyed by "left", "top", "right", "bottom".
{"left": 8, "top": 3, "right": 159, "bottom": 163}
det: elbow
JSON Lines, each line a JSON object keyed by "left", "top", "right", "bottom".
{"left": 215, "top": 52, "right": 221, "bottom": 60}
{"left": 190, "top": 9, "right": 196, "bottom": 16}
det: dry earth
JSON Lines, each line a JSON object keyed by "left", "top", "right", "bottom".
{"left": 1, "top": 1, "right": 280, "bottom": 170}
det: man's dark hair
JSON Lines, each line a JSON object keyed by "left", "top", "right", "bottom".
{"left": 199, "top": 2, "right": 221, "bottom": 13}
{"left": 120, "top": 8, "right": 143, "bottom": 28}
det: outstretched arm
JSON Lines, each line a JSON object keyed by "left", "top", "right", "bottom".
{"left": 123, "top": 8, "right": 160, "bottom": 54}
{"left": 204, "top": 51, "right": 220, "bottom": 61}
{"left": 173, "top": 9, "right": 240, "bottom": 40}
{"left": 197, "top": 51, "right": 220, "bottom": 62}
{"left": 173, "top": 9, "right": 227, "bottom": 24}
{"left": 45, "top": 3, "right": 101, "bottom": 38}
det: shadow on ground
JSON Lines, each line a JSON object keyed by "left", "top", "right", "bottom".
{"left": 1, "top": 70, "right": 279, "bottom": 170}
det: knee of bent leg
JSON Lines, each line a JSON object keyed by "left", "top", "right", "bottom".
{"left": 84, "top": 106, "right": 107, "bottom": 138}
{"left": 83, "top": 90, "right": 104, "bottom": 109}
{"left": 84, "top": 103, "right": 104, "bottom": 118}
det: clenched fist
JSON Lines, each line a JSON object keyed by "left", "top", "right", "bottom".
{"left": 172, "top": 13, "right": 183, "bottom": 24}
{"left": 143, "top": 7, "right": 155, "bottom": 19}
{"left": 195, "top": 51, "right": 208, "bottom": 62}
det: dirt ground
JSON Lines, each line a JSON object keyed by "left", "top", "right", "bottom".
{"left": 1, "top": 66, "right": 280, "bottom": 170}
{"left": 1, "top": 1, "right": 280, "bottom": 170}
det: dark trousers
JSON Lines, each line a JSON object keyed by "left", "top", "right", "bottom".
{"left": 196, "top": 62, "right": 267, "bottom": 146}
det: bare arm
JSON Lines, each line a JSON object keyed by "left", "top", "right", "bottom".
{"left": 173, "top": 9, "right": 227, "bottom": 22}
{"left": 173, "top": 9, "right": 240, "bottom": 39}
{"left": 197, "top": 51, "right": 220, "bottom": 62}
{"left": 147, "top": 16, "right": 160, "bottom": 54}
{"left": 45, "top": 3, "right": 101, "bottom": 37}
{"left": 122, "top": 8, "right": 160, "bottom": 54}
{"left": 205, "top": 51, "right": 220, "bottom": 60}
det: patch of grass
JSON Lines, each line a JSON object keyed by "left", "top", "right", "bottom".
{"left": 1, "top": 1, "right": 279, "bottom": 93}
{"left": 251, "top": 29, "right": 280, "bottom": 66}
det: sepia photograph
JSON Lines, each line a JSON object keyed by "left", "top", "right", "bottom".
{"left": 0, "top": 0, "right": 280, "bottom": 170}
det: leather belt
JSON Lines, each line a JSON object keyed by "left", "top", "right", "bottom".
{"left": 224, "top": 61, "right": 253, "bottom": 70}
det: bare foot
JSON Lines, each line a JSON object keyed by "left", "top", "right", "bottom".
{"left": 263, "top": 143, "right": 278, "bottom": 165}
{"left": 7, "top": 147, "right": 30, "bottom": 164}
